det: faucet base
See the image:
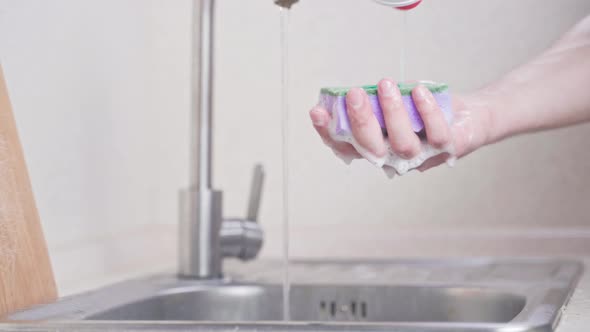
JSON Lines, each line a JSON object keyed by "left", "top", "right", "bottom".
{"left": 178, "top": 188, "right": 223, "bottom": 279}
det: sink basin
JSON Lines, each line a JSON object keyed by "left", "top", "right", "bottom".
{"left": 3, "top": 259, "right": 582, "bottom": 331}
{"left": 88, "top": 284, "right": 526, "bottom": 322}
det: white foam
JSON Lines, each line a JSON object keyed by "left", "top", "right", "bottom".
{"left": 327, "top": 109, "right": 455, "bottom": 176}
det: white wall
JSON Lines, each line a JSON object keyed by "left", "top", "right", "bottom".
{"left": 0, "top": 0, "right": 193, "bottom": 293}
{"left": 1, "top": 0, "right": 589, "bottom": 295}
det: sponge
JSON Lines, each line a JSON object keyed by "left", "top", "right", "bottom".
{"left": 319, "top": 81, "right": 452, "bottom": 137}
{"left": 318, "top": 81, "right": 455, "bottom": 176}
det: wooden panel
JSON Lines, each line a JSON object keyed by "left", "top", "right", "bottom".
{"left": 0, "top": 65, "right": 57, "bottom": 317}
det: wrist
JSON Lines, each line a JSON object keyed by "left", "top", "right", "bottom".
{"left": 466, "top": 87, "right": 511, "bottom": 147}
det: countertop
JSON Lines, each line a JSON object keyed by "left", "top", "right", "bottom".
{"left": 556, "top": 259, "right": 589, "bottom": 332}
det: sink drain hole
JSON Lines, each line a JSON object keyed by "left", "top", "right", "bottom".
{"left": 319, "top": 300, "right": 367, "bottom": 320}
{"left": 361, "top": 302, "right": 367, "bottom": 318}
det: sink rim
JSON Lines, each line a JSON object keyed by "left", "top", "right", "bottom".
{"left": 0, "top": 320, "right": 561, "bottom": 332}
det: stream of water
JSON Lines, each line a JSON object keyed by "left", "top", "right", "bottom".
{"left": 280, "top": 7, "right": 291, "bottom": 322}
{"left": 400, "top": 11, "right": 408, "bottom": 81}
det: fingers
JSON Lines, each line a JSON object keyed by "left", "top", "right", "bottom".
{"left": 309, "top": 106, "right": 331, "bottom": 142}
{"left": 346, "top": 88, "right": 387, "bottom": 157}
{"left": 377, "top": 79, "right": 421, "bottom": 159}
{"left": 412, "top": 85, "right": 452, "bottom": 149}
{"left": 309, "top": 106, "right": 361, "bottom": 158}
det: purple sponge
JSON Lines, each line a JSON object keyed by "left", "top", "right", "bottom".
{"left": 319, "top": 82, "right": 453, "bottom": 137}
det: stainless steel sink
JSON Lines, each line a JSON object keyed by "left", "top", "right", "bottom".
{"left": 86, "top": 284, "right": 526, "bottom": 322}
{"left": 3, "top": 259, "right": 583, "bottom": 332}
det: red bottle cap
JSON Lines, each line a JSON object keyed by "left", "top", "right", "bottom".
{"left": 396, "top": 0, "right": 422, "bottom": 10}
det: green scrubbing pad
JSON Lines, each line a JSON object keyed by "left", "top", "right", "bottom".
{"left": 320, "top": 81, "right": 448, "bottom": 97}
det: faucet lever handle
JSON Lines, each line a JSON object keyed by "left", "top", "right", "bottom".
{"left": 246, "top": 164, "right": 265, "bottom": 222}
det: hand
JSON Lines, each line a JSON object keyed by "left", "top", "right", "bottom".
{"left": 309, "top": 78, "right": 492, "bottom": 172}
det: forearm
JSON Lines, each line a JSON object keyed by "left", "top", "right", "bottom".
{"left": 478, "top": 15, "right": 590, "bottom": 144}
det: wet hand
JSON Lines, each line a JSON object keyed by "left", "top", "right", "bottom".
{"left": 309, "top": 78, "right": 491, "bottom": 173}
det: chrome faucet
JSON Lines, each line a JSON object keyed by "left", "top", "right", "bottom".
{"left": 178, "top": 0, "right": 264, "bottom": 279}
